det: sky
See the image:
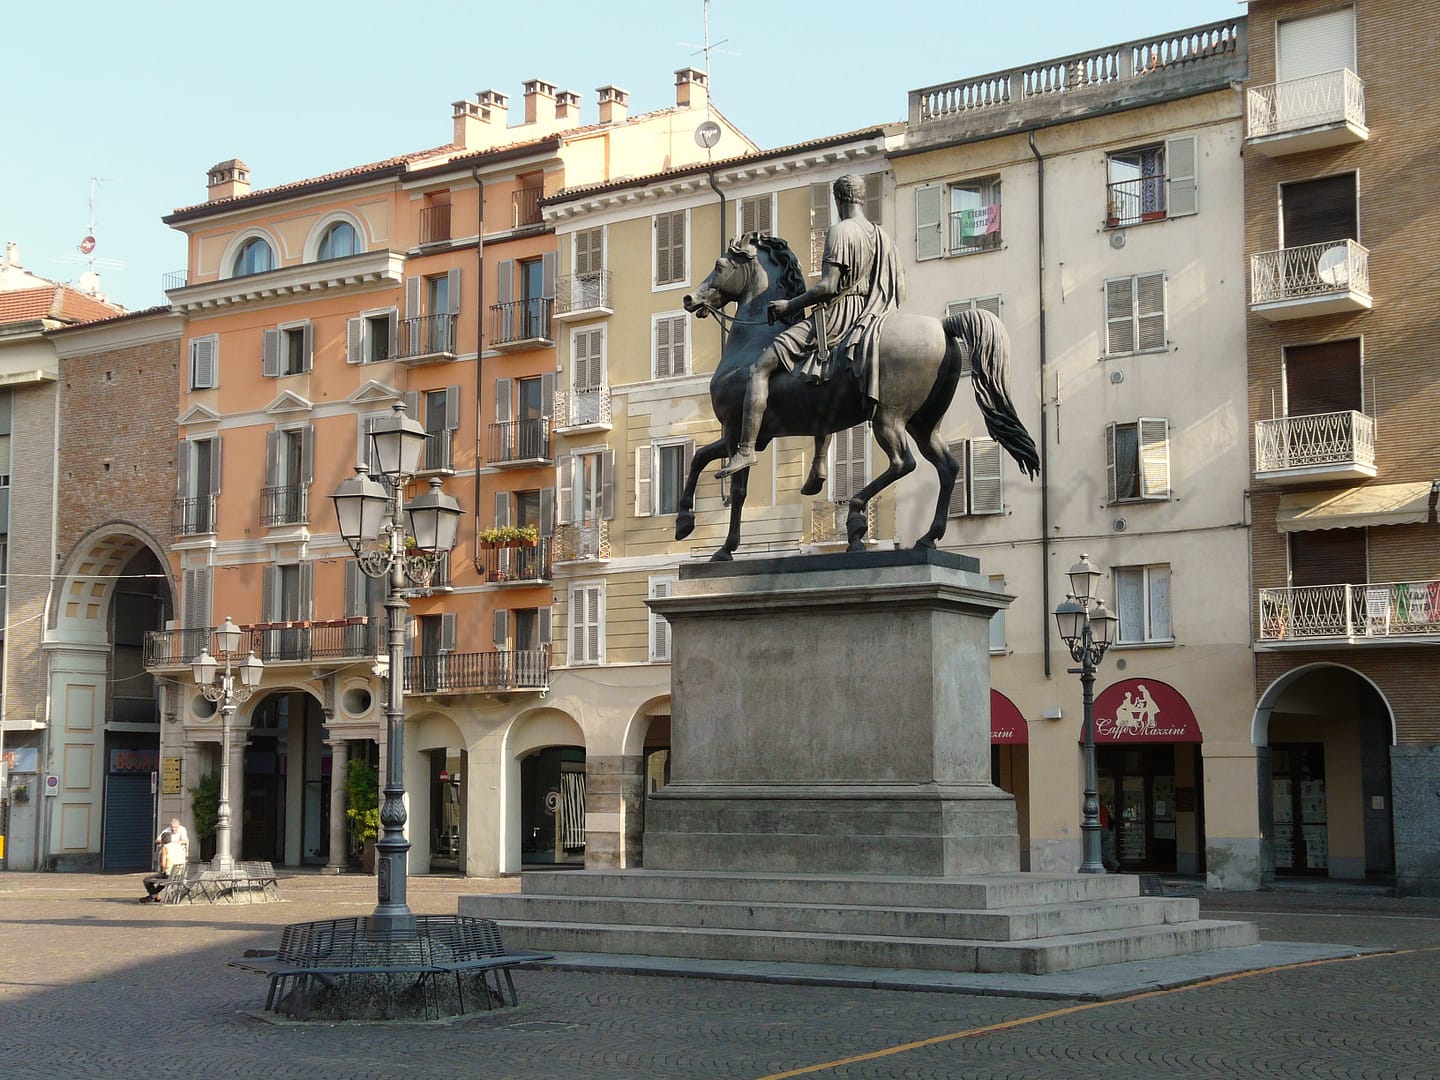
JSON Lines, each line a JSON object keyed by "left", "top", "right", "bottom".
{"left": 4, "top": 0, "right": 1244, "bottom": 313}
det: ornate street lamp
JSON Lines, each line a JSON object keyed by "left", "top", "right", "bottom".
{"left": 331, "top": 401, "right": 462, "bottom": 935}
{"left": 192, "top": 616, "right": 264, "bottom": 873}
{"left": 1053, "top": 554, "right": 1118, "bottom": 875}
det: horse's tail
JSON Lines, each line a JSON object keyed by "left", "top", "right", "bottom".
{"left": 942, "top": 310, "right": 1040, "bottom": 480}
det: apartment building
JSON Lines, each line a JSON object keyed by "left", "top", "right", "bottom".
{"left": 1244, "top": 0, "right": 1440, "bottom": 894}
{"left": 142, "top": 72, "right": 751, "bottom": 875}
{"left": 891, "top": 18, "right": 1257, "bottom": 884}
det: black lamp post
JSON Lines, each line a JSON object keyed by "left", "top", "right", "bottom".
{"left": 192, "top": 616, "right": 264, "bottom": 872}
{"left": 331, "top": 401, "right": 462, "bottom": 935}
{"left": 1053, "top": 553, "right": 1118, "bottom": 875}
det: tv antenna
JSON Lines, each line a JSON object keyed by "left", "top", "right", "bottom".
{"left": 677, "top": 0, "right": 739, "bottom": 155}
{"left": 76, "top": 176, "right": 125, "bottom": 276}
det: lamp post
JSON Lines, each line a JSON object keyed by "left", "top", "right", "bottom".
{"left": 331, "top": 401, "right": 462, "bottom": 935}
{"left": 192, "top": 616, "right": 264, "bottom": 872}
{"left": 1053, "top": 553, "right": 1119, "bottom": 875}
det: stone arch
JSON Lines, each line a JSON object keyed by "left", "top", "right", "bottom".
{"left": 1253, "top": 662, "right": 1397, "bottom": 746}
{"left": 52, "top": 523, "right": 174, "bottom": 644}
{"left": 219, "top": 226, "right": 283, "bottom": 279}
{"left": 302, "top": 210, "right": 372, "bottom": 263}
{"left": 620, "top": 694, "right": 673, "bottom": 758}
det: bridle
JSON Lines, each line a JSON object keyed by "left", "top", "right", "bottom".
{"left": 690, "top": 248, "right": 774, "bottom": 327}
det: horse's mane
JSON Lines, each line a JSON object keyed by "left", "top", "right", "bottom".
{"left": 735, "top": 232, "right": 807, "bottom": 323}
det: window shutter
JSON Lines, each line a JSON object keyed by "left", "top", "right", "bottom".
{"left": 493, "top": 608, "right": 509, "bottom": 649}
{"left": 831, "top": 424, "right": 868, "bottom": 502}
{"left": 299, "top": 561, "right": 314, "bottom": 620}
{"left": 190, "top": 338, "right": 217, "bottom": 389}
{"left": 1165, "top": 136, "right": 1197, "bottom": 218}
{"left": 495, "top": 378, "right": 512, "bottom": 422}
{"left": 541, "top": 251, "right": 556, "bottom": 298}
{"left": 600, "top": 448, "right": 615, "bottom": 520}
{"left": 1115, "top": 567, "right": 1144, "bottom": 642}
{"left": 635, "top": 445, "right": 654, "bottom": 517}
{"left": 1136, "top": 272, "right": 1166, "bottom": 352}
{"left": 210, "top": 435, "right": 223, "bottom": 495}
{"left": 445, "top": 385, "right": 461, "bottom": 431}
{"left": 540, "top": 489, "right": 555, "bottom": 536}
{"left": 300, "top": 322, "right": 314, "bottom": 372}
{"left": 575, "top": 328, "right": 604, "bottom": 390}
{"left": 654, "top": 214, "right": 671, "bottom": 285}
{"left": 440, "top": 611, "right": 456, "bottom": 652}
{"left": 655, "top": 317, "right": 672, "bottom": 378}
{"left": 915, "top": 185, "right": 944, "bottom": 261}
{"left": 740, "top": 198, "right": 755, "bottom": 235}
{"left": 557, "top": 454, "right": 573, "bottom": 525}
{"left": 444, "top": 268, "right": 462, "bottom": 315}
{"left": 405, "top": 276, "right": 421, "bottom": 320}
{"left": 946, "top": 440, "right": 968, "bottom": 517}
{"left": 538, "top": 606, "right": 552, "bottom": 647}
{"left": 968, "top": 438, "right": 1004, "bottom": 515}
{"left": 575, "top": 228, "right": 602, "bottom": 275}
{"left": 650, "top": 578, "right": 672, "bottom": 661}
{"left": 1277, "top": 7, "right": 1356, "bottom": 82}
{"left": 586, "top": 585, "right": 602, "bottom": 663}
{"left": 1139, "top": 417, "right": 1170, "bottom": 500}
{"left": 346, "top": 318, "right": 363, "bottom": 364}
{"left": 302, "top": 425, "right": 314, "bottom": 482}
{"left": 176, "top": 440, "right": 190, "bottom": 497}
{"left": 404, "top": 615, "right": 415, "bottom": 658}
{"left": 570, "top": 585, "right": 587, "bottom": 662}
{"left": 344, "top": 560, "right": 362, "bottom": 618}
{"left": 262, "top": 329, "right": 281, "bottom": 377}
{"left": 261, "top": 565, "right": 277, "bottom": 623}
{"left": 655, "top": 211, "right": 685, "bottom": 285}
{"left": 183, "top": 568, "right": 206, "bottom": 630}
{"left": 1105, "top": 278, "right": 1136, "bottom": 356}
{"left": 494, "top": 490, "right": 510, "bottom": 527}
{"left": 387, "top": 308, "right": 399, "bottom": 358}
{"left": 403, "top": 390, "right": 420, "bottom": 425}
{"left": 670, "top": 316, "right": 687, "bottom": 376}
{"left": 495, "top": 259, "right": 514, "bottom": 340}
{"left": 809, "top": 182, "right": 832, "bottom": 230}
{"left": 974, "top": 295, "right": 1002, "bottom": 318}
{"left": 540, "top": 371, "right": 555, "bottom": 419}
{"left": 1105, "top": 422, "right": 1119, "bottom": 504}
{"left": 265, "top": 431, "right": 279, "bottom": 487}
{"left": 864, "top": 173, "right": 883, "bottom": 226}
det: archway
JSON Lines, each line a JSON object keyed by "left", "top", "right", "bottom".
{"left": 504, "top": 709, "right": 585, "bottom": 872}
{"left": 240, "top": 689, "right": 329, "bottom": 866}
{"left": 621, "top": 697, "right": 672, "bottom": 868}
{"left": 411, "top": 712, "right": 467, "bottom": 875}
{"left": 1254, "top": 664, "right": 1395, "bottom": 881}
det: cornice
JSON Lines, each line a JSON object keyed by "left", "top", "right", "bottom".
{"left": 167, "top": 250, "right": 406, "bottom": 314}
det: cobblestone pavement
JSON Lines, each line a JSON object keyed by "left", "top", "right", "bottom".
{"left": 1, "top": 871, "right": 1437, "bottom": 1079}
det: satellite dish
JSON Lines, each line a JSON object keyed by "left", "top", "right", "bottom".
{"left": 79, "top": 235, "right": 96, "bottom": 255}
{"left": 1316, "top": 244, "right": 1350, "bottom": 287}
{"left": 694, "top": 120, "right": 722, "bottom": 149}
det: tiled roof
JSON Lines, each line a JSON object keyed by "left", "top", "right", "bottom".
{"left": 46, "top": 304, "right": 171, "bottom": 332}
{"left": 0, "top": 285, "right": 124, "bottom": 327}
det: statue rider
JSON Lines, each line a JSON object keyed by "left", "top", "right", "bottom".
{"left": 716, "top": 173, "right": 905, "bottom": 479}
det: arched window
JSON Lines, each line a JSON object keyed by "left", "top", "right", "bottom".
{"left": 317, "top": 222, "right": 359, "bottom": 261}
{"left": 232, "top": 237, "right": 274, "bottom": 277}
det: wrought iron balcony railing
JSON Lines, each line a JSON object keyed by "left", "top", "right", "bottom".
{"left": 553, "top": 521, "right": 610, "bottom": 562}
{"left": 489, "top": 417, "right": 552, "bottom": 465}
{"left": 553, "top": 271, "right": 612, "bottom": 315}
{"left": 398, "top": 313, "right": 457, "bottom": 361}
{"left": 1250, "top": 239, "right": 1371, "bottom": 310}
{"left": 420, "top": 430, "right": 456, "bottom": 473}
{"left": 1254, "top": 411, "right": 1374, "bottom": 477}
{"left": 163, "top": 270, "right": 188, "bottom": 292}
{"left": 403, "top": 649, "right": 550, "bottom": 694}
{"left": 489, "top": 298, "right": 553, "bottom": 346}
{"left": 512, "top": 186, "right": 543, "bottom": 228}
{"left": 1259, "top": 581, "right": 1440, "bottom": 643}
{"left": 260, "top": 484, "right": 309, "bottom": 526}
{"left": 1247, "top": 68, "right": 1366, "bottom": 141}
{"left": 553, "top": 386, "right": 612, "bottom": 431}
{"left": 1105, "top": 175, "right": 1167, "bottom": 227}
{"left": 419, "top": 202, "right": 452, "bottom": 245}
{"left": 479, "top": 537, "right": 551, "bottom": 584}
{"left": 174, "top": 494, "right": 217, "bottom": 536}
{"left": 947, "top": 208, "right": 1001, "bottom": 252}
{"left": 144, "top": 618, "right": 380, "bottom": 669}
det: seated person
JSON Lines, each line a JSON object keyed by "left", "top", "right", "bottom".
{"left": 141, "top": 839, "right": 189, "bottom": 902}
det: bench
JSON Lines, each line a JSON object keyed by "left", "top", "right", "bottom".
{"left": 160, "top": 860, "right": 279, "bottom": 905}
{"left": 230, "top": 915, "right": 552, "bottom": 1020}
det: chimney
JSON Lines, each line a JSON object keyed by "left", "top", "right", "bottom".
{"left": 523, "top": 79, "right": 557, "bottom": 125}
{"left": 596, "top": 85, "right": 630, "bottom": 124}
{"left": 453, "top": 90, "right": 510, "bottom": 151}
{"left": 4, "top": 241, "right": 19, "bottom": 268}
{"left": 554, "top": 90, "right": 582, "bottom": 128}
{"left": 206, "top": 159, "right": 251, "bottom": 202}
{"left": 675, "top": 67, "right": 709, "bottom": 110}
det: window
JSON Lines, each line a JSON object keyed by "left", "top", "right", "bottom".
{"left": 492, "top": 256, "right": 554, "bottom": 343}
{"left": 944, "top": 296, "right": 1002, "bottom": 375}
{"left": 1284, "top": 339, "right": 1362, "bottom": 417}
{"left": 653, "top": 209, "right": 687, "bottom": 288}
{"left": 263, "top": 425, "right": 312, "bottom": 525}
{"left": 188, "top": 336, "right": 218, "bottom": 390}
{"left": 572, "top": 326, "right": 605, "bottom": 391}
{"left": 830, "top": 424, "right": 870, "bottom": 502}
{"left": 347, "top": 308, "right": 397, "bottom": 363}
{"left": 177, "top": 436, "right": 222, "bottom": 534}
{"left": 495, "top": 375, "right": 554, "bottom": 462}
{"left": 317, "top": 222, "right": 358, "bottom": 261}
{"left": 914, "top": 177, "right": 1000, "bottom": 260}
{"left": 1281, "top": 173, "right": 1357, "bottom": 248}
{"left": 420, "top": 191, "right": 452, "bottom": 245}
{"left": 495, "top": 606, "right": 552, "bottom": 653}
{"left": 1106, "top": 419, "right": 1170, "bottom": 503}
{"left": 569, "top": 582, "right": 604, "bottom": 665}
{"left": 1277, "top": 6, "right": 1356, "bottom": 82}
{"left": 498, "top": 487, "right": 551, "bottom": 536}
{"left": 988, "top": 574, "right": 1006, "bottom": 653}
{"left": 232, "top": 237, "right": 273, "bottom": 277}
{"left": 653, "top": 313, "right": 689, "bottom": 378}
{"left": 1104, "top": 272, "right": 1166, "bottom": 356}
{"left": 571, "top": 226, "right": 607, "bottom": 309}
{"left": 946, "top": 437, "right": 1004, "bottom": 516}
{"left": 636, "top": 439, "right": 694, "bottom": 517}
{"left": 649, "top": 576, "right": 676, "bottom": 662}
{"left": 427, "top": 273, "right": 451, "bottom": 318}
{"left": 738, "top": 193, "right": 774, "bottom": 236}
{"left": 558, "top": 449, "right": 613, "bottom": 526}
{"left": 1114, "top": 564, "right": 1172, "bottom": 644}
{"left": 423, "top": 386, "right": 460, "bottom": 472}
{"left": 574, "top": 227, "right": 604, "bottom": 275}
{"left": 811, "top": 174, "right": 883, "bottom": 272}
{"left": 1105, "top": 137, "right": 1197, "bottom": 227}
{"left": 182, "top": 566, "right": 212, "bottom": 631}
{"left": 263, "top": 321, "right": 313, "bottom": 376}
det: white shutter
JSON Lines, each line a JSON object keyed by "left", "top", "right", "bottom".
{"left": 915, "top": 184, "right": 944, "bottom": 261}
{"left": 1136, "top": 272, "right": 1166, "bottom": 352}
{"left": 649, "top": 578, "right": 673, "bottom": 662}
{"left": 635, "top": 445, "right": 653, "bottom": 517}
{"left": 190, "top": 338, "right": 216, "bottom": 389}
{"left": 586, "top": 584, "right": 602, "bottom": 664}
{"left": 1139, "top": 417, "right": 1170, "bottom": 500}
{"left": 654, "top": 316, "right": 672, "bottom": 379}
{"left": 809, "top": 182, "right": 832, "bottom": 230}
{"left": 946, "top": 440, "right": 968, "bottom": 517}
{"left": 600, "top": 448, "right": 615, "bottom": 520}
{"left": 1277, "top": 7, "right": 1356, "bottom": 82}
{"left": 864, "top": 173, "right": 882, "bottom": 226}
{"left": 494, "top": 490, "right": 511, "bottom": 528}
{"left": 1105, "top": 422, "right": 1119, "bottom": 505}
{"left": 262, "top": 329, "right": 281, "bottom": 377}
{"left": 831, "top": 424, "right": 869, "bottom": 502}
{"left": 575, "top": 227, "right": 603, "bottom": 275}
{"left": 967, "top": 438, "right": 1004, "bottom": 515}
{"left": 1105, "top": 278, "right": 1136, "bottom": 356}
{"left": 346, "top": 318, "right": 363, "bottom": 364}
{"left": 556, "top": 454, "right": 574, "bottom": 525}
{"left": 1165, "top": 136, "right": 1197, "bottom": 218}
{"left": 974, "top": 295, "right": 1002, "bottom": 319}
{"left": 654, "top": 213, "right": 671, "bottom": 285}
{"left": 669, "top": 316, "right": 687, "bottom": 376}
{"left": 575, "top": 328, "right": 604, "bottom": 391}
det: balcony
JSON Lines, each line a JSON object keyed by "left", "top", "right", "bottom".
{"left": 174, "top": 495, "right": 216, "bottom": 536}
{"left": 553, "top": 271, "right": 612, "bottom": 319}
{"left": 1250, "top": 239, "right": 1371, "bottom": 321}
{"left": 1254, "top": 411, "right": 1376, "bottom": 485}
{"left": 1105, "top": 175, "right": 1167, "bottom": 228}
{"left": 489, "top": 298, "right": 553, "bottom": 350}
{"left": 404, "top": 649, "right": 550, "bottom": 695}
{"left": 809, "top": 497, "right": 880, "bottom": 545}
{"left": 1258, "top": 581, "right": 1440, "bottom": 648}
{"left": 145, "top": 617, "right": 380, "bottom": 670}
{"left": 1247, "top": 69, "right": 1368, "bottom": 156}
{"left": 479, "top": 537, "right": 551, "bottom": 585}
{"left": 512, "top": 186, "right": 544, "bottom": 229}
{"left": 163, "top": 270, "right": 188, "bottom": 292}
{"left": 419, "top": 202, "right": 452, "bottom": 245}
{"left": 489, "top": 417, "right": 552, "bottom": 467}
{"left": 397, "top": 313, "right": 458, "bottom": 364}
{"left": 418, "top": 430, "right": 457, "bottom": 475}
{"left": 260, "top": 484, "right": 309, "bottom": 527}
{"left": 552, "top": 521, "right": 610, "bottom": 562}
{"left": 553, "top": 386, "right": 612, "bottom": 434}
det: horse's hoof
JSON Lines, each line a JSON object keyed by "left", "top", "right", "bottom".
{"left": 846, "top": 541, "right": 866, "bottom": 554}
{"left": 800, "top": 474, "right": 825, "bottom": 497}
{"left": 709, "top": 548, "right": 734, "bottom": 562}
{"left": 675, "top": 513, "right": 696, "bottom": 541}
{"left": 913, "top": 538, "right": 936, "bottom": 550}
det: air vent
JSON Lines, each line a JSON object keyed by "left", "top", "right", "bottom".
{"left": 1110, "top": 231, "right": 1127, "bottom": 249}
{"left": 1112, "top": 518, "right": 1127, "bottom": 532}
{"left": 1110, "top": 370, "right": 1124, "bottom": 384}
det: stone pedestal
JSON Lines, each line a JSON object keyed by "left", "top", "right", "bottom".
{"left": 644, "top": 549, "right": 1019, "bottom": 876}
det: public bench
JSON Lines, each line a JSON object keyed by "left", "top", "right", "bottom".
{"left": 230, "top": 915, "right": 552, "bottom": 1020}
{"left": 161, "top": 860, "right": 279, "bottom": 905}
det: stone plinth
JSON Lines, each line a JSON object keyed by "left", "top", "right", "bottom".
{"left": 644, "top": 549, "right": 1019, "bottom": 876}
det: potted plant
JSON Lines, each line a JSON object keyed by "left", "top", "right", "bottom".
{"left": 189, "top": 772, "right": 220, "bottom": 862}
{"left": 10, "top": 781, "right": 28, "bottom": 803}
{"left": 346, "top": 758, "right": 380, "bottom": 872}
{"left": 478, "top": 524, "right": 539, "bottom": 548}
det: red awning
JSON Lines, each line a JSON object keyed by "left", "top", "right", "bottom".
{"left": 990, "top": 689, "right": 1028, "bottom": 744}
{"left": 1090, "top": 678, "right": 1202, "bottom": 743}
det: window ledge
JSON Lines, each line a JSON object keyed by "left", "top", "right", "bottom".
{"left": 1110, "top": 639, "right": 1176, "bottom": 650}
{"left": 1099, "top": 346, "right": 1170, "bottom": 362}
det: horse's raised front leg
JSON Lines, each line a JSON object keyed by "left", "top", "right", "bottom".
{"left": 675, "top": 437, "right": 729, "bottom": 541}
{"left": 846, "top": 408, "right": 915, "bottom": 552}
{"left": 909, "top": 422, "right": 961, "bottom": 549}
{"left": 800, "top": 433, "right": 830, "bottom": 497}
{"left": 712, "top": 467, "right": 748, "bottom": 561}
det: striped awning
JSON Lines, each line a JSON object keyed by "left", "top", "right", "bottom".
{"left": 1276, "top": 482, "right": 1435, "bottom": 532}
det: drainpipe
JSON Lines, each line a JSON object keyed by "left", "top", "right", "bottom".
{"left": 471, "top": 167, "right": 486, "bottom": 574}
{"left": 1028, "top": 131, "right": 1052, "bottom": 680}
{"left": 706, "top": 170, "right": 727, "bottom": 348}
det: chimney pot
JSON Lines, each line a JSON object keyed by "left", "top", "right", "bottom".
{"left": 555, "top": 90, "right": 581, "bottom": 126}
{"left": 675, "top": 67, "right": 709, "bottom": 109}
{"left": 523, "top": 78, "right": 557, "bottom": 125}
{"left": 206, "top": 158, "right": 251, "bottom": 202}
{"left": 596, "top": 85, "right": 630, "bottom": 124}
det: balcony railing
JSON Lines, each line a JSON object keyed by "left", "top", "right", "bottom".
{"left": 163, "top": 270, "right": 188, "bottom": 292}
{"left": 489, "top": 298, "right": 553, "bottom": 347}
{"left": 489, "top": 417, "right": 552, "bottom": 465}
{"left": 174, "top": 495, "right": 216, "bottom": 536}
{"left": 419, "top": 202, "right": 452, "bottom": 245}
{"left": 398, "top": 313, "right": 457, "bottom": 362}
{"left": 1250, "top": 239, "right": 1371, "bottom": 319}
{"left": 512, "top": 186, "right": 543, "bottom": 228}
{"left": 554, "top": 271, "right": 612, "bottom": 316}
{"left": 420, "top": 429, "right": 456, "bottom": 473}
{"left": 479, "top": 537, "right": 551, "bottom": 584}
{"left": 809, "top": 497, "right": 880, "bottom": 545}
{"left": 145, "top": 617, "right": 380, "bottom": 669}
{"left": 947, "top": 207, "right": 1002, "bottom": 252}
{"left": 1247, "top": 68, "right": 1367, "bottom": 148}
{"left": 260, "top": 484, "right": 309, "bottom": 526}
{"left": 403, "top": 649, "right": 550, "bottom": 694}
{"left": 553, "top": 521, "right": 609, "bottom": 562}
{"left": 1254, "top": 411, "right": 1375, "bottom": 481}
{"left": 553, "top": 386, "right": 612, "bottom": 432}
{"left": 1105, "top": 175, "right": 1167, "bottom": 227}
{"left": 1259, "top": 581, "right": 1440, "bottom": 643}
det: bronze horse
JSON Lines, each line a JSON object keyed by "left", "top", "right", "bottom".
{"left": 678, "top": 234, "right": 1038, "bottom": 560}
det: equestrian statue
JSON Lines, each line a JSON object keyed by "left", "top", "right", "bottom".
{"left": 678, "top": 173, "right": 1039, "bottom": 561}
